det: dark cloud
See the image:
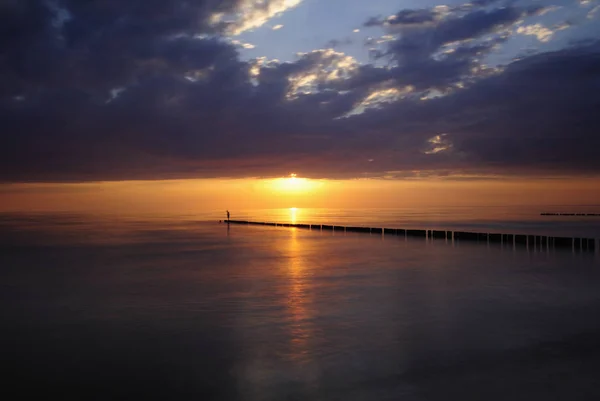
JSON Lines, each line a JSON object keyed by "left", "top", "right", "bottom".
{"left": 382, "top": 4, "right": 535, "bottom": 58}
{"left": 434, "top": 5, "right": 546, "bottom": 46}
{"left": 363, "top": 16, "right": 385, "bottom": 28}
{"left": 350, "top": 3, "right": 534, "bottom": 93}
{"left": 341, "top": 41, "right": 600, "bottom": 176}
{"left": 446, "top": 43, "right": 600, "bottom": 173}
{"left": 362, "top": 0, "right": 511, "bottom": 29}
{"left": 363, "top": 8, "right": 441, "bottom": 28}
{"left": 325, "top": 37, "right": 353, "bottom": 49}
{"left": 432, "top": 7, "right": 520, "bottom": 45}
{"left": 0, "top": 0, "right": 243, "bottom": 98}
{"left": 387, "top": 9, "right": 439, "bottom": 26}
{"left": 0, "top": 1, "right": 599, "bottom": 181}
{"left": 332, "top": 35, "right": 507, "bottom": 94}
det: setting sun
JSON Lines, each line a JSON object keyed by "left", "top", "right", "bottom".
{"left": 267, "top": 173, "right": 323, "bottom": 194}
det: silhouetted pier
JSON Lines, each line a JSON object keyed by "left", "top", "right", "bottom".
{"left": 541, "top": 213, "right": 600, "bottom": 216}
{"left": 224, "top": 220, "right": 598, "bottom": 253}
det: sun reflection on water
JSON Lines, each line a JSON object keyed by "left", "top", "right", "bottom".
{"left": 287, "top": 227, "right": 313, "bottom": 365}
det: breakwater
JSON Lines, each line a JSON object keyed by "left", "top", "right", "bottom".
{"left": 224, "top": 220, "right": 598, "bottom": 253}
{"left": 541, "top": 213, "right": 600, "bottom": 216}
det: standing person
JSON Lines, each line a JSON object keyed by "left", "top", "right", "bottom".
{"left": 226, "top": 210, "right": 230, "bottom": 221}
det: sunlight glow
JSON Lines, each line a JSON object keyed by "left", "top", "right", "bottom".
{"left": 3, "top": 177, "right": 600, "bottom": 214}
{"left": 268, "top": 174, "right": 322, "bottom": 194}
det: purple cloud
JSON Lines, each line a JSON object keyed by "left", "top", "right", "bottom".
{"left": 0, "top": 1, "right": 599, "bottom": 182}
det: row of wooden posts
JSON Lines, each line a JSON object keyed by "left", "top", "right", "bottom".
{"left": 224, "top": 220, "right": 598, "bottom": 253}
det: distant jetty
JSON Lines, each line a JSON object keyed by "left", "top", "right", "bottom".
{"left": 224, "top": 220, "right": 598, "bottom": 253}
{"left": 541, "top": 213, "right": 600, "bottom": 216}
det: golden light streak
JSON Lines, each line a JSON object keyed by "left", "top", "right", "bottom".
{"left": 290, "top": 207, "right": 298, "bottom": 224}
{"left": 286, "top": 227, "right": 313, "bottom": 364}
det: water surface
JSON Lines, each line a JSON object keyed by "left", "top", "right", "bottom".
{"left": 1, "top": 212, "right": 600, "bottom": 400}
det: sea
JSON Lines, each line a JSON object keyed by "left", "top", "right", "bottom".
{"left": 2, "top": 206, "right": 600, "bottom": 400}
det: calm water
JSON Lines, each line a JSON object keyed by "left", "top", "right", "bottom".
{"left": 1, "top": 209, "right": 600, "bottom": 400}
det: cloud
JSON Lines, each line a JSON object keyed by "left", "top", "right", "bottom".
{"left": 349, "top": 2, "right": 551, "bottom": 97}
{"left": 272, "top": 24, "right": 284, "bottom": 30}
{"left": 386, "top": 9, "right": 440, "bottom": 27}
{"left": 1, "top": 1, "right": 599, "bottom": 182}
{"left": 535, "top": 5, "right": 561, "bottom": 16}
{"left": 231, "top": 39, "right": 256, "bottom": 49}
{"left": 517, "top": 24, "right": 555, "bottom": 42}
{"left": 588, "top": 5, "right": 600, "bottom": 18}
{"left": 215, "top": 0, "right": 303, "bottom": 35}
{"left": 430, "top": 6, "right": 536, "bottom": 46}
{"left": 424, "top": 43, "right": 600, "bottom": 173}
{"left": 424, "top": 134, "right": 453, "bottom": 155}
{"left": 366, "top": 2, "right": 545, "bottom": 43}
{"left": 0, "top": 0, "right": 249, "bottom": 98}
{"left": 363, "top": 5, "right": 452, "bottom": 28}
{"left": 325, "top": 37, "right": 353, "bottom": 48}
{"left": 275, "top": 49, "right": 361, "bottom": 99}
{"left": 340, "top": 86, "right": 415, "bottom": 118}
{"left": 364, "top": 17, "right": 384, "bottom": 27}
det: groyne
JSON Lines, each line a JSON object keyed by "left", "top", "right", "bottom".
{"left": 224, "top": 220, "right": 598, "bottom": 253}
{"left": 541, "top": 213, "right": 600, "bottom": 216}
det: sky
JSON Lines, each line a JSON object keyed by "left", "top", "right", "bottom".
{"left": 1, "top": 0, "right": 600, "bottom": 211}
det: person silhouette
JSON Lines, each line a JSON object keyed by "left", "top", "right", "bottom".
{"left": 226, "top": 210, "right": 230, "bottom": 221}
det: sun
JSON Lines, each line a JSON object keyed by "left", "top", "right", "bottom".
{"left": 287, "top": 173, "right": 300, "bottom": 188}
{"left": 267, "top": 173, "right": 320, "bottom": 194}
